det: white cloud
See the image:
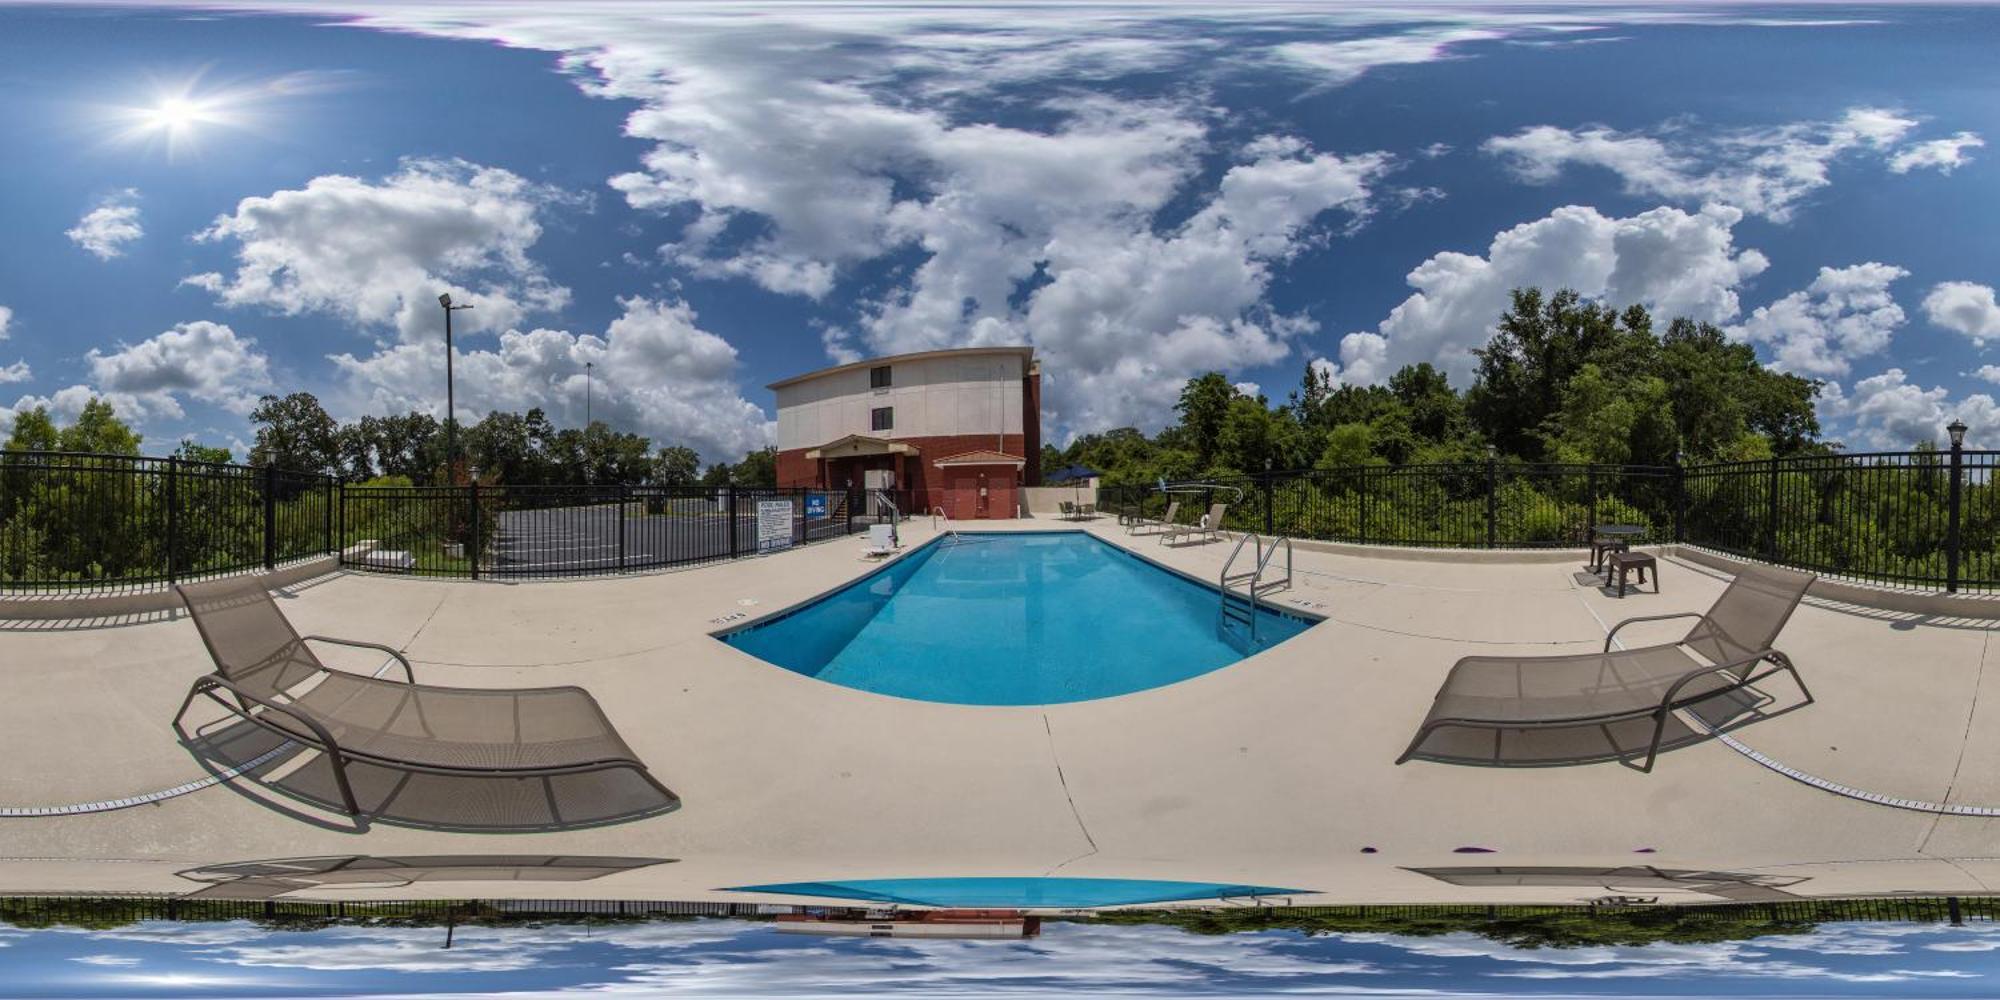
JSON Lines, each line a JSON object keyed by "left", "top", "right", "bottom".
{"left": 1728, "top": 262, "right": 1909, "bottom": 377}
{"left": 331, "top": 296, "right": 769, "bottom": 461}
{"left": 187, "top": 159, "right": 573, "bottom": 342}
{"left": 68, "top": 954, "right": 140, "bottom": 967}
{"left": 86, "top": 320, "right": 273, "bottom": 419}
{"left": 1344, "top": 202, "right": 1767, "bottom": 383}
{"left": 0, "top": 360, "right": 29, "bottom": 384}
{"left": 1972, "top": 365, "right": 2000, "bottom": 385}
{"left": 1888, "top": 131, "right": 1984, "bottom": 174}
{"left": 0, "top": 305, "right": 12, "bottom": 340}
{"left": 1822, "top": 367, "right": 2000, "bottom": 449}
{"left": 238, "top": 5, "right": 1409, "bottom": 437}
{"left": 1270, "top": 27, "right": 1502, "bottom": 86}
{"left": 1483, "top": 107, "right": 1923, "bottom": 221}
{"left": 1923, "top": 281, "right": 2000, "bottom": 346}
{"left": 65, "top": 189, "right": 145, "bottom": 260}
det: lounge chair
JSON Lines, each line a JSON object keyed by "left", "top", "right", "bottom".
{"left": 171, "top": 575, "right": 672, "bottom": 816}
{"left": 861, "top": 523, "right": 897, "bottom": 557}
{"left": 1127, "top": 500, "right": 1180, "bottom": 535}
{"left": 1160, "top": 503, "right": 1227, "bottom": 546}
{"left": 1397, "top": 563, "right": 1815, "bottom": 772}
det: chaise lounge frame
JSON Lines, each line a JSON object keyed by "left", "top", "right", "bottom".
{"left": 1396, "top": 562, "right": 1816, "bottom": 772}
{"left": 1160, "top": 502, "right": 1228, "bottom": 546}
{"left": 171, "top": 575, "right": 673, "bottom": 817}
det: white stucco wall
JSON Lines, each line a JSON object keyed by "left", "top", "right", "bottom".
{"left": 774, "top": 351, "right": 1028, "bottom": 451}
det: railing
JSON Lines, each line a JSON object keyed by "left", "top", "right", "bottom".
{"left": 0, "top": 451, "right": 336, "bottom": 593}
{"left": 339, "top": 484, "right": 871, "bottom": 579}
{"left": 1104, "top": 446, "right": 2000, "bottom": 594}
{"left": 6, "top": 446, "right": 1995, "bottom": 593}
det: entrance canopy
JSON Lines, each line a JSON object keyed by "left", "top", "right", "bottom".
{"left": 805, "top": 434, "right": 918, "bottom": 461}
{"left": 933, "top": 449, "right": 1025, "bottom": 469}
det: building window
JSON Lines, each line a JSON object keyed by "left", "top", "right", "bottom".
{"left": 870, "top": 365, "right": 892, "bottom": 389}
{"left": 871, "top": 406, "right": 894, "bottom": 431}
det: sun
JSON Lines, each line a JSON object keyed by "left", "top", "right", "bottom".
{"left": 104, "top": 78, "right": 248, "bottom": 159}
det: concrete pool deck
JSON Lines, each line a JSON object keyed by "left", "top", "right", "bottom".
{"left": 2, "top": 518, "right": 1998, "bottom": 909}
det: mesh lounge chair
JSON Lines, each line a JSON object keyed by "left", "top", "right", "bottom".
{"left": 172, "top": 575, "right": 672, "bottom": 816}
{"left": 1127, "top": 500, "right": 1180, "bottom": 535}
{"left": 1397, "top": 563, "right": 1815, "bottom": 772}
{"left": 1160, "top": 503, "right": 1227, "bottom": 545}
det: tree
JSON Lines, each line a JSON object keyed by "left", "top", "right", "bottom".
{"left": 249, "top": 393, "right": 338, "bottom": 473}
{"left": 650, "top": 446, "right": 700, "bottom": 485}
{"left": 173, "top": 440, "right": 234, "bottom": 465}
{"left": 1466, "top": 288, "right": 1627, "bottom": 459}
{"left": 3, "top": 406, "right": 58, "bottom": 453}
{"left": 58, "top": 399, "right": 142, "bottom": 455}
{"left": 731, "top": 447, "right": 777, "bottom": 487}
{"left": 1175, "top": 372, "right": 1235, "bottom": 469}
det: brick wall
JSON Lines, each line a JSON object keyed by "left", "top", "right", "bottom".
{"left": 777, "top": 434, "right": 1030, "bottom": 499}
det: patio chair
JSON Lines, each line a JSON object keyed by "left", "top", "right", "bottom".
{"left": 1057, "top": 500, "right": 1077, "bottom": 520}
{"left": 1396, "top": 563, "right": 1816, "bottom": 772}
{"left": 1161, "top": 503, "right": 1228, "bottom": 546}
{"left": 1127, "top": 500, "right": 1180, "bottom": 535}
{"left": 171, "top": 575, "right": 673, "bottom": 817}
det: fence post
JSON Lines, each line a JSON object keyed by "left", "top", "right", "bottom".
{"left": 468, "top": 479, "right": 481, "bottom": 580}
{"left": 1946, "top": 436, "right": 1965, "bottom": 593}
{"left": 262, "top": 464, "right": 277, "bottom": 570}
{"left": 164, "top": 456, "right": 179, "bottom": 584}
{"left": 1262, "top": 471, "right": 1274, "bottom": 535}
{"left": 846, "top": 487, "right": 856, "bottom": 536}
{"left": 336, "top": 484, "right": 345, "bottom": 567}
{"left": 1764, "top": 455, "right": 1781, "bottom": 562}
{"left": 727, "top": 489, "right": 740, "bottom": 559}
{"left": 1358, "top": 469, "right": 1370, "bottom": 545}
{"left": 322, "top": 476, "right": 334, "bottom": 557}
{"left": 617, "top": 485, "right": 628, "bottom": 573}
{"left": 1585, "top": 466, "right": 1598, "bottom": 542}
{"left": 1673, "top": 457, "right": 1687, "bottom": 544}
{"left": 1485, "top": 454, "right": 1499, "bottom": 549}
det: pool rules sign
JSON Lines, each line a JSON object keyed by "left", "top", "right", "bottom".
{"left": 757, "top": 500, "right": 794, "bottom": 553}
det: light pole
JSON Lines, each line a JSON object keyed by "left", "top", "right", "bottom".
{"left": 585, "top": 361, "right": 594, "bottom": 427}
{"left": 1946, "top": 419, "right": 1968, "bottom": 592}
{"left": 437, "top": 293, "right": 473, "bottom": 471}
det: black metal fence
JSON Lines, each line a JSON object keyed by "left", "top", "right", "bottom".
{"left": 1105, "top": 446, "right": 2000, "bottom": 593}
{"left": 7, "top": 445, "right": 1995, "bottom": 594}
{"left": 339, "top": 483, "right": 876, "bottom": 578}
{"left": 3, "top": 893, "right": 1995, "bottom": 932}
{"left": 0, "top": 452, "right": 336, "bottom": 591}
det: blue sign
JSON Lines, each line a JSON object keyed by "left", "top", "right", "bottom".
{"left": 805, "top": 493, "right": 829, "bottom": 519}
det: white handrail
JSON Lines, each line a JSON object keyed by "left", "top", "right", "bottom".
{"left": 931, "top": 505, "right": 947, "bottom": 531}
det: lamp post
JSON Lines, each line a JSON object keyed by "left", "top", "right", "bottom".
{"left": 1946, "top": 418, "right": 1968, "bottom": 592}
{"left": 585, "top": 361, "right": 594, "bottom": 427}
{"left": 437, "top": 293, "right": 473, "bottom": 473}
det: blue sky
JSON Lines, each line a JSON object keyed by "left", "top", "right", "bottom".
{"left": 0, "top": 2, "right": 1997, "bottom": 464}
{"left": 10, "top": 916, "right": 2000, "bottom": 998}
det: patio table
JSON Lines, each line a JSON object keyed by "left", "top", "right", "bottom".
{"left": 1589, "top": 523, "right": 1646, "bottom": 573}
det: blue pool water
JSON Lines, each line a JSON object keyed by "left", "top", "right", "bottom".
{"left": 719, "top": 532, "right": 1314, "bottom": 705}
{"left": 725, "top": 877, "right": 1307, "bottom": 908}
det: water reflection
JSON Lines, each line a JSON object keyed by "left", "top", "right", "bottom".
{"left": 5, "top": 910, "right": 2000, "bottom": 998}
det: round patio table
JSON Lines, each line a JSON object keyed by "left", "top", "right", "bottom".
{"left": 1589, "top": 523, "right": 1646, "bottom": 572}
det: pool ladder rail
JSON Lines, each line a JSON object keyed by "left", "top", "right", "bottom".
{"left": 1218, "top": 532, "right": 1292, "bottom": 644}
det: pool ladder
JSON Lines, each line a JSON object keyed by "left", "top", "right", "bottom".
{"left": 1218, "top": 533, "right": 1292, "bottom": 643}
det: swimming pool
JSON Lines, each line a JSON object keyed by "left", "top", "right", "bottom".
{"left": 718, "top": 531, "right": 1314, "bottom": 705}
{"left": 725, "top": 876, "right": 1307, "bottom": 908}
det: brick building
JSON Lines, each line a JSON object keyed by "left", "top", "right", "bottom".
{"left": 771, "top": 346, "right": 1041, "bottom": 519}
